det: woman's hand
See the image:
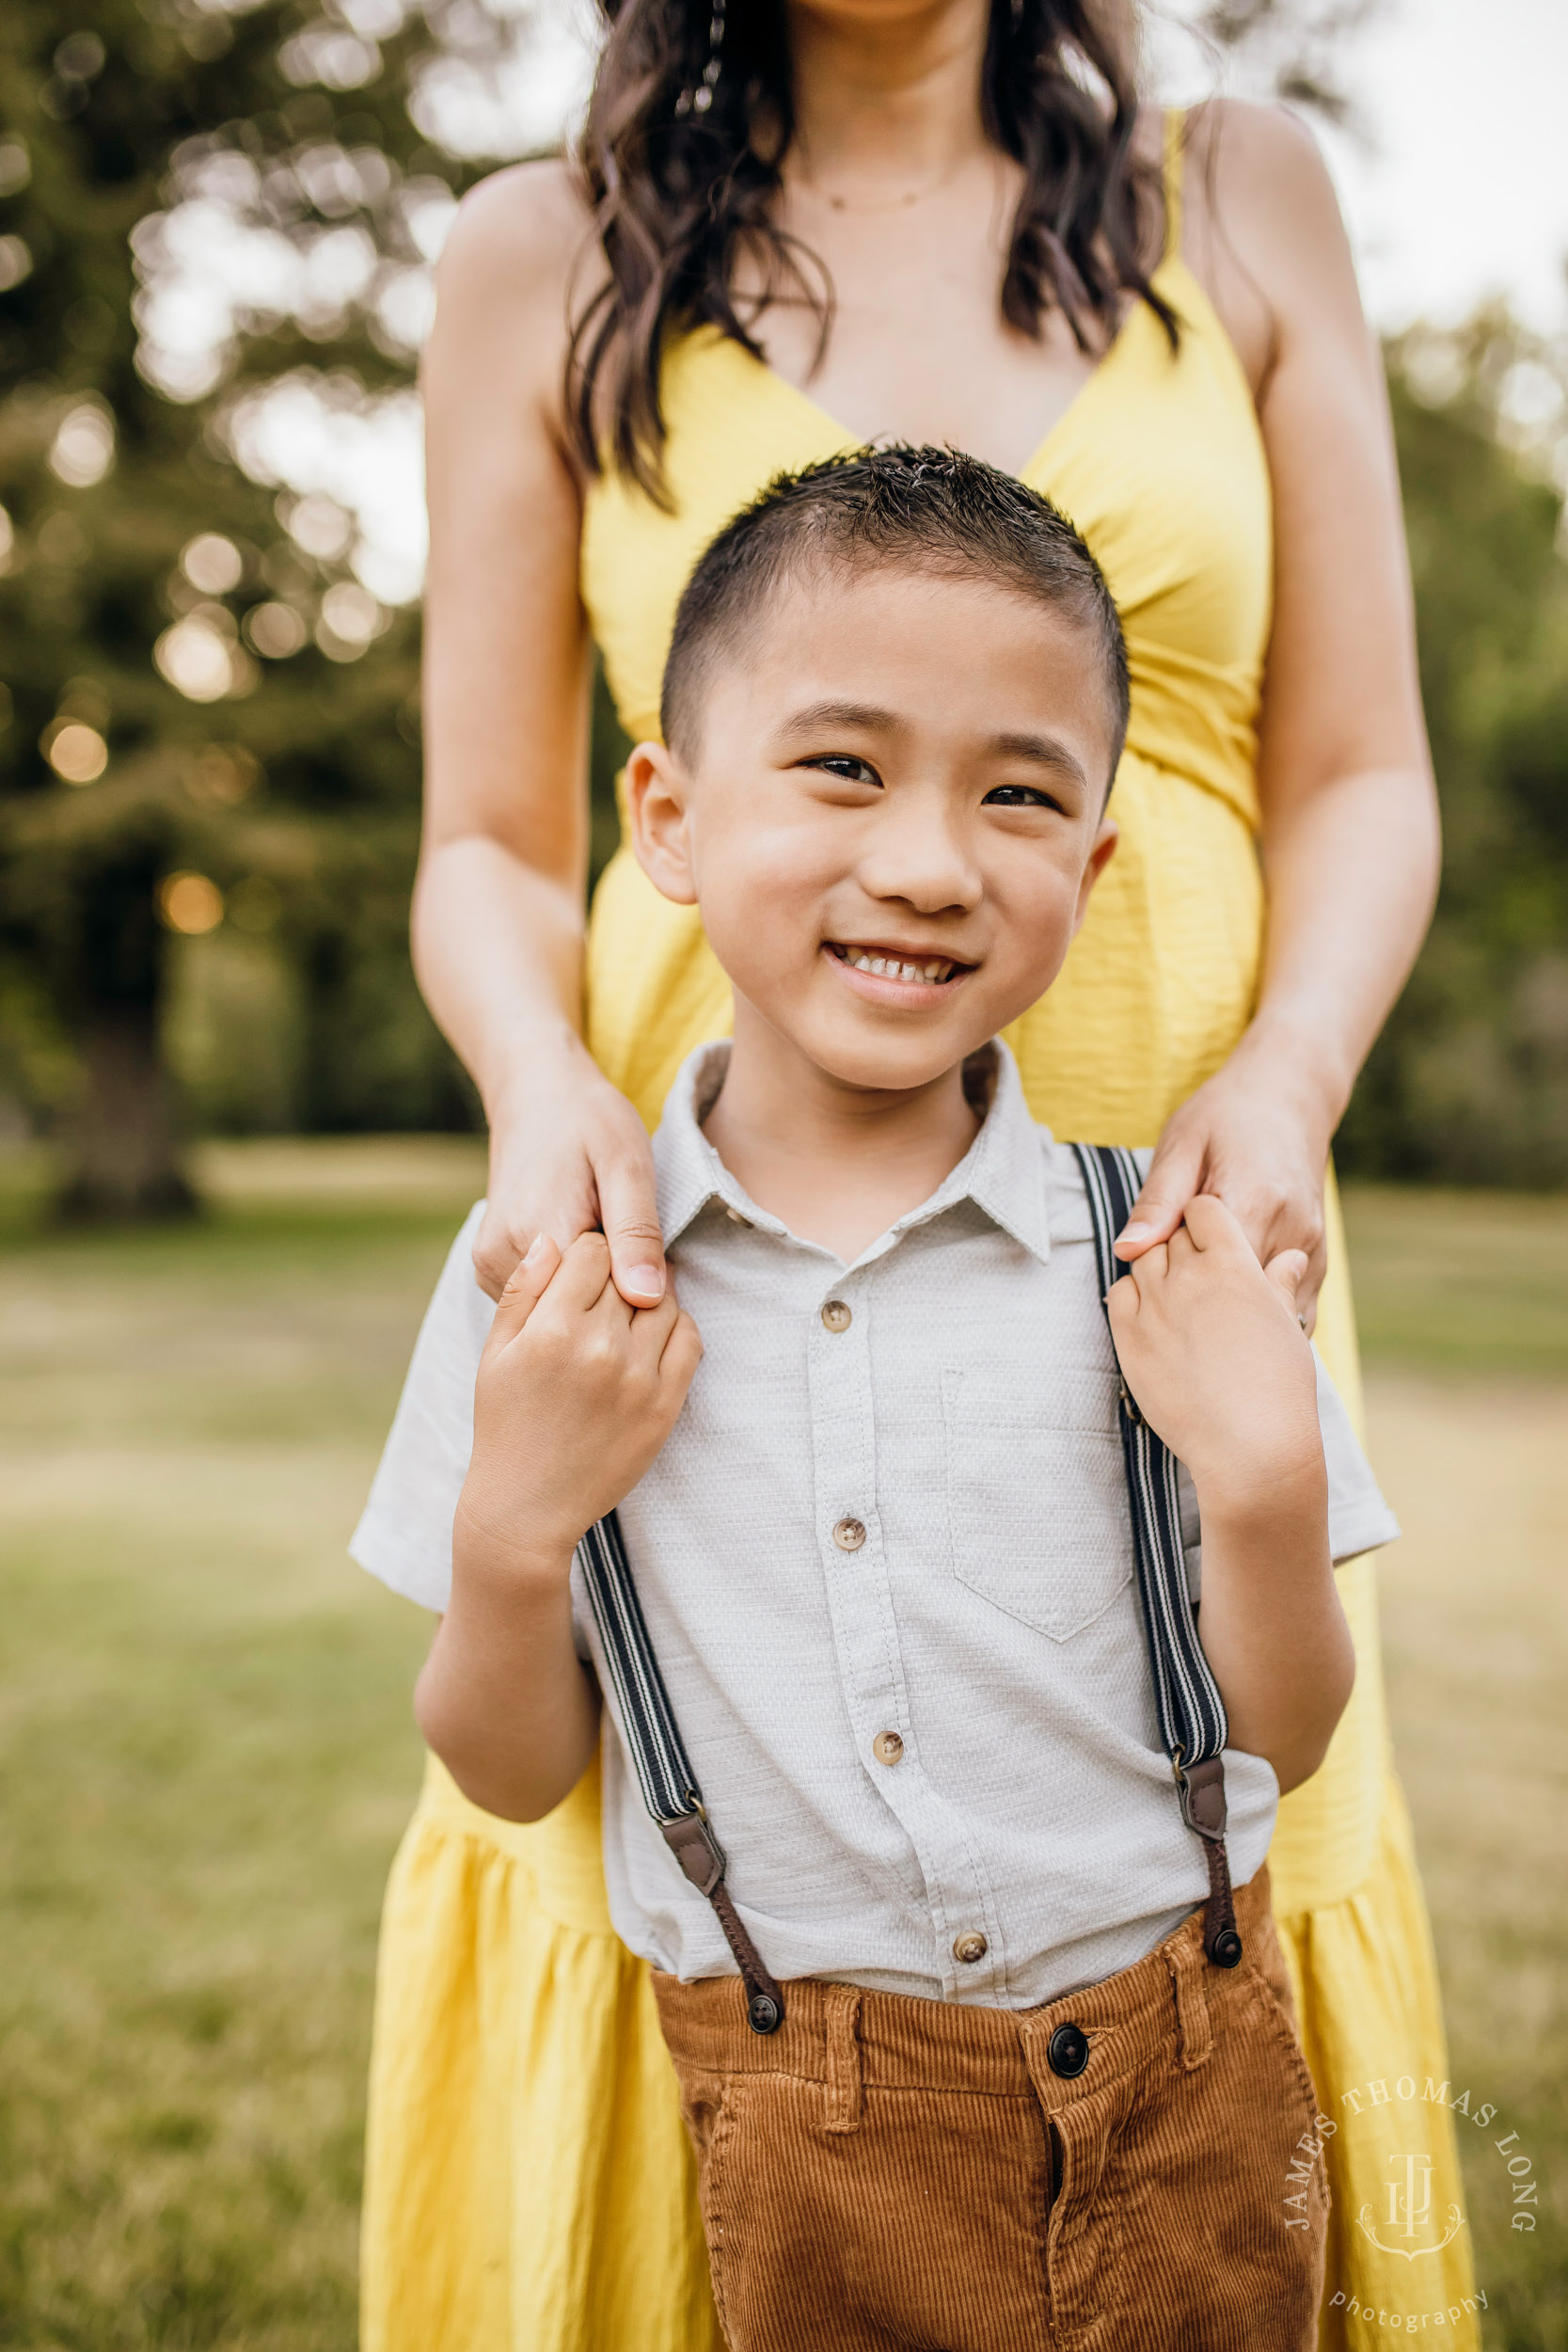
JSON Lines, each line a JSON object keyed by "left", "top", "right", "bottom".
{"left": 1115, "top": 1024, "right": 1337, "bottom": 1327}
{"left": 472, "top": 1037, "right": 669, "bottom": 1308}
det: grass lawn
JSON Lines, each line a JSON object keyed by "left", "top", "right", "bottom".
{"left": 0, "top": 1149, "right": 1562, "bottom": 2349}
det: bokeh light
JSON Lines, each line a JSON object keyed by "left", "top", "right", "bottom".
{"left": 182, "top": 532, "right": 245, "bottom": 595}
{"left": 48, "top": 400, "right": 116, "bottom": 488}
{"left": 158, "top": 873, "right": 225, "bottom": 935}
{"left": 154, "top": 615, "right": 238, "bottom": 703}
{"left": 42, "top": 721, "right": 109, "bottom": 785}
{"left": 244, "top": 601, "right": 309, "bottom": 659}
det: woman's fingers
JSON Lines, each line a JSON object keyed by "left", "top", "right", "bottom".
{"left": 472, "top": 1199, "right": 537, "bottom": 1302}
{"left": 468, "top": 1097, "right": 666, "bottom": 1310}
{"left": 1264, "top": 1248, "right": 1312, "bottom": 1326}
{"left": 1227, "top": 1186, "right": 1326, "bottom": 1328}
{"left": 1126, "top": 1239, "right": 1170, "bottom": 1294}
{"left": 1117, "top": 1127, "right": 1205, "bottom": 1260}
{"left": 594, "top": 1139, "right": 668, "bottom": 1307}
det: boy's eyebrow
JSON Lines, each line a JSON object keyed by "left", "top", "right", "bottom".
{"left": 990, "top": 731, "right": 1090, "bottom": 791}
{"left": 776, "top": 697, "right": 902, "bottom": 736}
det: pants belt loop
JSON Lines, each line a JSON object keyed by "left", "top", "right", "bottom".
{"left": 1167, "top": 1934, "right": 1212, "bottom": 2074}
{"left": 823, "top": 1986, "right": 864, "bottom": 2136}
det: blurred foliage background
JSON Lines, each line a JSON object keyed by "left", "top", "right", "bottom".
{"left": 1, "top": 0, "right": 1566, "bottom": 1209}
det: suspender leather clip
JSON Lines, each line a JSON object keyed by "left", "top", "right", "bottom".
{"left": 660, "top": 1809, "right": 727, "bottom": 1898}
{"left": 1174, "top": 1755, "right": 1243, "bottom": 1969}
{"left": 660, "top": 1812, "right": 789, "bottom": 2035}
{"left": 1173, "top": 1753, "right": 1227, "bottom": 1842}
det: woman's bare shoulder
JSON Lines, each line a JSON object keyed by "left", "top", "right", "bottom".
{"left": 1179, "top": 99, "right": 1358, "bottom": 391}
{"left": 426, "top": 155, "right": 604, "bottom": 437}
{"left": 1187, "top": 97, "right": 1343, "bottom": 235}
{"left": 435, "top": 156, "right": 599, "bottom": 336}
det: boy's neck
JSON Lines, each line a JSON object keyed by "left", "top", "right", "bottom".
{"left": 701, "top": 996, "right": 982, "bottom": 1264}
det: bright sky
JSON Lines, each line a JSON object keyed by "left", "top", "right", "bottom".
{"left": 1162, "top": 0, "right": 1568, "bottom": 334}
{"left": 1333, "top": 0, "right": 1568, "bottom": 331}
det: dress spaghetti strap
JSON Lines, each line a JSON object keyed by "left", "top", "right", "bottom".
{"left": 1162, "top": 104, "right": 1185, "bottom": 263}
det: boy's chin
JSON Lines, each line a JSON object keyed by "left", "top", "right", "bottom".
{"left": 787, "top": 1018, "right": 991, "bottom": 1099}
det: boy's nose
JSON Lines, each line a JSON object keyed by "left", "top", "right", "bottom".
{"left": 858, "top": 803, "right": 981, "bottom": 914}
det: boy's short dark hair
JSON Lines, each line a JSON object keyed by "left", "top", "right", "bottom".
{"left": 660, "top": 445, "right": 1130, "bottom": 774}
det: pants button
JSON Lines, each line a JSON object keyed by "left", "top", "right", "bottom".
{"left": 1047, "top": 2021, "right": 1089, "bottom": 2078}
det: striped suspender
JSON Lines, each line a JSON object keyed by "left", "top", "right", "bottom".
{"left": 576, "top": 1513, "right": 788, "bottom": 2034}
{"left": 1070, "top": 1144, "right": 1243, "bottom": 1969}
{"left": 576, "top": 1143, "right": 1241, "bottom": 2046}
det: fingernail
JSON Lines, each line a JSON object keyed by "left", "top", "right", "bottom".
{"left": 625, "top": 1264, "right": 665, "bottom": 1302}
{"left": 523, "top": 1232, "right": 550, "bottom": 1267}
{"left": 1117, "top": 1222, "right": 1152, "bottom": 1248}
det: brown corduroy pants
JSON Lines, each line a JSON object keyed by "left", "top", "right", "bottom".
{"left": 653, "top": 1868, "right": 1327, "bottom": 2352}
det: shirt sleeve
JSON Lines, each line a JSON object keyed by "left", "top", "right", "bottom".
{"left": 348, "top": 1203, "right": 496, "bottom": 1614}
{"left": 1177, "top": 1348, "right": 1400, "bottom": 1598}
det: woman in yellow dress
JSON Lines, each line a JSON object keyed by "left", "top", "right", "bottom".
{"left": 364, "top": 3, "right": 1471, "bottom": 2344}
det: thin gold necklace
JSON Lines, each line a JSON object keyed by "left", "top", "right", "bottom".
{"left": 790, "top": 146, "right": 974, "bottom": 216}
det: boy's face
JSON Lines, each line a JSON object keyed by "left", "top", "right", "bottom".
{"left": 627, "top": 564, "right": 1119, "bottom": 1095}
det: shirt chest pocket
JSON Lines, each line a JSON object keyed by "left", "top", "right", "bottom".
{"left": 941, "top": 1368, "right": 1132, "bottom": 1641}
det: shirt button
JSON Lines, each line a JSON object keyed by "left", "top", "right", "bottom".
{"left": 872, "top": 1730, "right": 904, "bottom": 1767}
{"left": 953, "top": 1931, "right": 988, "bottom": 1965}
{"left": 832, "top": 1517, "right": 866, "bottom": 1551}
{"left": 820, "top": 1298, "right": 852, "bottom": 1333}
{"left": 724, "top": 1205, "right": 752, "bottom": 1228}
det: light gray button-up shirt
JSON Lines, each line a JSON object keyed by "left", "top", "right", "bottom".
{"left": 353, "top": 1041, "right": 1398, "bottom": 2008}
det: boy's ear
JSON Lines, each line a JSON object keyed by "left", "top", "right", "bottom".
{"left": 626, "top": 740, "right": 698, "bottom": 907}
{"left": 1069, "top": 816, "right": 1117, "bottom": 942}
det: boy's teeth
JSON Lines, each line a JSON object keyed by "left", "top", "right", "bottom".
{"left": 841, "top": 947, "right": 955, "bottom": 983}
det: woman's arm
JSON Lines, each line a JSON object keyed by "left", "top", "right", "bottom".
{"left": 415, "top": 162, "right": 668, "bottom": 1305}
{"left": 1120, "top": 103, "right": 1441, "bottom": 1311}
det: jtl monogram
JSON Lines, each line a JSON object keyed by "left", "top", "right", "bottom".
{"left": 1354, "top": 2153, "right": 1465, "bottom": 2261}
{"left": 1386, "top": 2153, "right": 1433, "bottom": 2239}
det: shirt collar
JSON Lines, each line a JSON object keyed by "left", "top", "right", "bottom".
{"left": 653, "top": 1037, "right": 1052, "bottom": 1268}
{"left": 654, "top": 1041, "right": 779, "bottom": 1249}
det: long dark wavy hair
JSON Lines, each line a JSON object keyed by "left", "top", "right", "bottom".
{"left": 567, "top": 0, "right": 1176, "bottom": 497}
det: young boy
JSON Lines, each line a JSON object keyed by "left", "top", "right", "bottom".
{"left": 354, "top": 449, "right": 1397, "bottom": 2352}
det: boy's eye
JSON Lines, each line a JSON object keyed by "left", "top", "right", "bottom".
{"left": 983, "top": 784, "right": 1061, "bottom": 810}
{"left": 804, "top": 754, "right": 881, "bottom": 787}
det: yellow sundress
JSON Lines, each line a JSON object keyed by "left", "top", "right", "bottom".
{"left": 362, "top": 118, "right": 1475, "bottom": 2352}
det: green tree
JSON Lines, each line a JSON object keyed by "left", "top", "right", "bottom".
{"left": 0, "top": 0, "right": 505, "bottom": 1212}
{"left": 1338, "top": 312, "right": 1568, "bottom": 1184}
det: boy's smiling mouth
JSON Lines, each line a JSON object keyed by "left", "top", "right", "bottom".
{"left": 825, "top": 941, "right": 974, "bottom": 994}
